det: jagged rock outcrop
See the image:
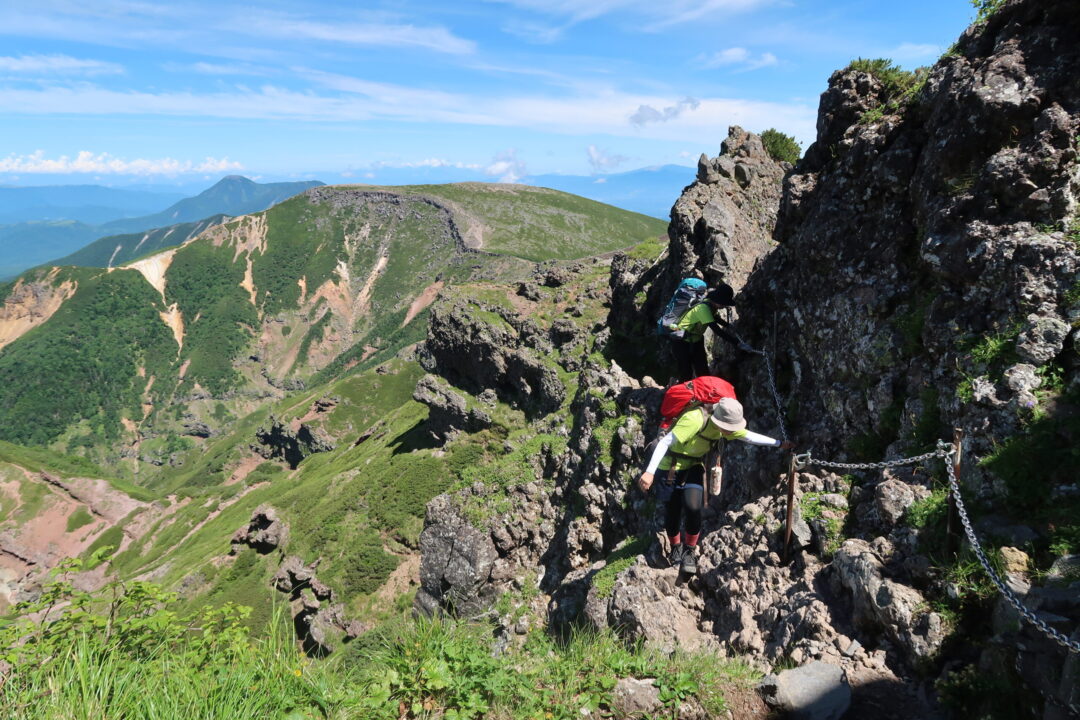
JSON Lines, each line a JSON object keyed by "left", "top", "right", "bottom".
{"left": 253, "top": 415, "right": 335, "bottom": 469}
{"left": 271, "top": 555, "right": 362, "bottom": 657}
{"left": 413, "top": 4, "right": 1079, "bottom": 717}
{"left": 416, "top": 496, "right": 499, "bottom": 616}
{"left": 412, "top": 373, "right": 492, "bottom": 441}
{"left": 230, "top": 505, "right": 288, "bottom": 555}
{"left": 421, "top": 299, "right": 565, "bottom": 417}
{"left": 608, "top": 126, "right": 786, "bottom": 362}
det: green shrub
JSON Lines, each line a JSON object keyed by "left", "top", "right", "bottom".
{"left": 0, "top": 270, "right": 176, "bottom": 445}
{"left": 971, "top": 0, "right": 1006, "bottom": 22}
{"left": 760, "top": 129, "right": 802, "bottom": 165}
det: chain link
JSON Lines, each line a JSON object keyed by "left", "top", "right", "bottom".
{"left": 734, "top": 332, "right": 1078, "bottom": 653}
{"left": 732, "top": 337, "right": 788, "bottom": 443}
{"left": 944, "top": 451, "right": 1080, "bottom": 654}
{"left": 797, "top": 447, "right": 945, "bottom": 471}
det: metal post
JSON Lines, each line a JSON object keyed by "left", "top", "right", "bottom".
{"left": 945, "top": 428, "right": 964, "bottom": 556}
{"left": 783, "top": 453, "right": 797, "bottom": 563}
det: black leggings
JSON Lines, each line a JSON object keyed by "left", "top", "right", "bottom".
{"left": 668, "top": 338, "right": 708, "bottom": 382}
{"left": 664, "top": 465, "right": 705, "bottom": 538}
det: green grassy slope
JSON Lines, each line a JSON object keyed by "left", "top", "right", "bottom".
{"left": 53, "top": 214, "right": 228, "bottom": 268}
{"left": 0, "top": 266, "right": 177, "bottom": 448}
{"left": 0, "top": 183, "right": 651, "bottom": 465}
{"left": 361, "top": 182, "right": 669, "bottom": 261}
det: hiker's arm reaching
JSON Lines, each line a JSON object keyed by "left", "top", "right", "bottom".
{"left": 727, "top": 429, "right": 794, "bottom": 449}
{"left": 638, "top": 433, "right": 675, "bottom": 491}
{"left": 707, "top": 319, "right": 740, "bottom": 347}
{"left": 644, "top": 433, "right": 675, "bottom": 474}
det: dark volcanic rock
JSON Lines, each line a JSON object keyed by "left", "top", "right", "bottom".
{"left": 415, "top": 496, "right": 498, "bottom": 617}
{"left": 421, "top": 300, "right": 565, "bottom": 417}
{"left": 412, "top": 373, "right": 492, "bottom": 441}
{"left": 253, "top": 416, "right": 335, "bottom": 469}
{"left": 608, "top": 125, "right": 786, "bottom": 366}
{"left": 231, "top": 505, "right": 288, "bottom": 555}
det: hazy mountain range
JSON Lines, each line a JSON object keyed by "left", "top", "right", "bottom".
{"left": 0, "top": 177, "right": 324, "bottom": 278}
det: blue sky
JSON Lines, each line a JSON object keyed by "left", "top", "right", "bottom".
{"left": 0, "top": 0, "right": 977, "bottom": 187}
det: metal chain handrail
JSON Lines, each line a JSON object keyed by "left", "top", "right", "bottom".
{"left": 735, "top": 333, "right": 1078, "bottom": 652}
{"left": 795, "top": 441, "right": 1079, "bottom": 654}
{"left": 732, "top": 336, "right": 788, "bottom": 443}
{"left": 794, "top": 447, "right": 944, "bottom": 472}
{"left": 943, "top": 445, "right": 1080, "bottom": 654}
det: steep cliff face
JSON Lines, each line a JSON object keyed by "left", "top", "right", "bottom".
{"left": 416, "top": 1, "right": 1080, "bottom": 716}
{"left": 609, "top": 125, "right": 786, "bottom": 375}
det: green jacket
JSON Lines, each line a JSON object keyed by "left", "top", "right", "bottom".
{"left": 674, "top": 303, "right": 716, "bottom": 342}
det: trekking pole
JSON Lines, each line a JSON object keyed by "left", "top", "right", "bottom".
{"left": 945, "top": 428, "right": 964, "bottom": 557}
{"left": 783, "top": 452, "right": 797, "bottom": 563}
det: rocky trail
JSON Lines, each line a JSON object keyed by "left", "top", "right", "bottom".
{"left": 410, "top": 2, "right": 1080, "bottom": 717}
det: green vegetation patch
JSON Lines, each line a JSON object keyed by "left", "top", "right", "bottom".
{"left": 250, "top": 197, "right": 343, "bottom": 315}
{"left": 847, "top": 58, "right": 929, "bottom": 124}
{"left": 65, "top": 507, "right": 94, "bottom": 533}
{"left": 760, "top": 128, "right": 802, "bottom": 165}
{"left": 347, "top": 615, "right": 759, "bottom": 719}
{"left": 592, "top": 535, "right": 651, "bottom": 599}
{"left": 1, "top": 574, "right": 336, "bottom": 720}
{"left": 800, "top": 492, "right": 846, "bottom": 556}
{"left": 0, "top": 269, "right": 176, "bottom": 446}
{"left": 166, "top": 241, "right": 258, "bottom": 395}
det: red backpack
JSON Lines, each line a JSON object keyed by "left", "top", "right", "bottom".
{"left": 658, "top": 376, "right": 737, "bottom": 430}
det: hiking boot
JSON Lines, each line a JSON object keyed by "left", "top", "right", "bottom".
{"left": 668, "top": 544, "right": 684, "bottom": 568}
{"left": 680, "top": 547, "right": 698, "bottom": 575}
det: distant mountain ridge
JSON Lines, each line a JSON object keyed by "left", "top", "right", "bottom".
{"left": 0, "top": 182, "right": 666, "bottom": 454}
{"left": 95, "top": 176, "right": 324, "bottom": 236}
{"left": 0, "top": 176, "right": 324, "bottom": 278}
{"left": 0, "top": 184, "right": 185, "bottom": 225}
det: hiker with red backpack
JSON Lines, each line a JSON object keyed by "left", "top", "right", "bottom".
{"left": 657, "top": 279, "right": 751, "bottom": 382}
{"left": 638, "top": 394, "right": 793, "bottom": 574}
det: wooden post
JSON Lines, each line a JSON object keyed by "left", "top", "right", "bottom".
{"left": 945, "top": 428, "right": 964, "bottom": 556}
{"left": 783, "top": 453, "right": 797, "bottom": 563}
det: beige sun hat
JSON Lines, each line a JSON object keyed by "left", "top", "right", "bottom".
{"left": 710, "top": 397, "right": 747, "bottom": 432}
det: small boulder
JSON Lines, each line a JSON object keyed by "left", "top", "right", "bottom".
{"left": 612, "top": 678, "right": 662, "bottom": 718}
{"left": 231, "top": 505, "right": 289, "bottom": 554}
{"left": 999, "top": 546, "right": 1030, "bottom": 576}
{"left": 1016, "top": 316, "right": 1069, "bottom": 365}
{"left": 758, "top": 661, "right": 851, "bottom": 720}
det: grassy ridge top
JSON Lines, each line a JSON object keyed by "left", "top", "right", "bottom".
{"left": 328, "top": 182, "right": 669, "bottom": 262}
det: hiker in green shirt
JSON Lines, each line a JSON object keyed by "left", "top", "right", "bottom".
{"left": 637, "top": 397, "right": 792, "bottom": 574}
{"left": 667, "top": 284, "right": 749, "bottom": 382}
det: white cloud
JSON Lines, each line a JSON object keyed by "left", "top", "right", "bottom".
{"left": 697, "top": 47, "right": 778, "bottom": 71}
{"left": 184, "top": 61, "right": 267, "bottom": 76}
{"left": 371, "top": 158, "right": 482, "bottom": 170}
{"left": 485, "top": 150, "right": 526, "bottom": 183}
{"left": 0, "top": 54, "right": 124, "bottom": 76}
{"left": 485, "top": 0, "right": 773, "bottom": 29}
{"left": 587, "top": 145, "right": 629, "bottom": 172}
{"left": 0, "top": 151, "right": 242, "bottom": 176}
{"left": 889, "top": 42, "right": 940, "bottom": 61}
{"left": 0, "top": 83, "right": 817, "bottom": 147}
{"left": 629, "top": 97, "right": 700, "bottom": 126}
{"left": 241, "top": 16, "right": 475, "bottom": 55}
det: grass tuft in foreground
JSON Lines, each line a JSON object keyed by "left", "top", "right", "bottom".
{"left": 4, "top": 562, "right": 760, "bottom": 719}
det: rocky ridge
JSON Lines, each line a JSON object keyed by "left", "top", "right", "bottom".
{"left": 413, "top": 2, "right": 1080, "bottom": 717}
